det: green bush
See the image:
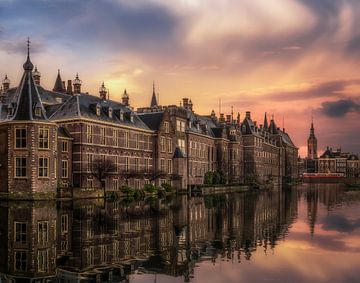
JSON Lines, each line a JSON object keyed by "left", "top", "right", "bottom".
{"left": 120, "top": 185, "right": 135, "bottom": 197}
{"left": 157, "top": 187, "right": 166, "bottom": 198}
{"left": 133, "top": 188, "right": 145, "bottom": 200}
{"left": 161, "top": 182, "right": 173, "bottom": 193}
{"left": 204, "top": 171, "right": 214, "bottom": 185}
{"left": 144, "top": 183, "right": 157, "bottom": 194}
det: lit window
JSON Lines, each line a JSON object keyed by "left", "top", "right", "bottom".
{"left": 39, "top": 128, "right": 49, "bottom": 149}
{"left": 109, "top": 107, "right": 113, "bottom": 118}
{"left": 164, "top": 121, "right": 170, "bottom": 133}
{"left": 15, "top": 157, "right": 27, "bottom": 177}
{"left": 38, "top": 157, "right": 49, "bottom": 177}
{"left": 15, "top": 128, "right": 27, "bottom": 148}
{"left": 35, "top": 107, "right": 42, "bottom": 117}
{"left": 167, "top": 159, "right": 172, "bottom": 174}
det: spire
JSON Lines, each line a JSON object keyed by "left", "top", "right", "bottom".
{"left": 10, "top": 40, "right": 47, "bottom": 121}
{"left": 53, "top": 69, "right": 66, "bottom": 93}
{"left": 264, "top": 112, "right": 269, "bottom": 129}
{"left": 23, "top": 37, "right": 34, "bottom": 71}
{"left": 150, "top": 81, "right": 158, "bottom": 107}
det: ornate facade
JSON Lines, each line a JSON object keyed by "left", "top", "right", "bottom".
{"left": 0, "top": 47, "right": 298, "bottom": 199}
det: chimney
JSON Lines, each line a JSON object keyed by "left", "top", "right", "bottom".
{"left": 99, "top": 82, "right": 107, "bottom": 100}
{"left": 245, "top": 111, "right": 251, "bottom": 120}
{"left": 66, "top": 80, "right": 73, "bottom": 95}
{"left": 219, "top": 113, "right": 225, "bottom": 123}
{"left": 62, "top": 81, "right": 66, "bottom": 90}
{"left": 226, "top": 114, "right": 231, "bottom": 123}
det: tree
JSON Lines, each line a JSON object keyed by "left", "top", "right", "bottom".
{"left": 119, "top": 170, "right": 142, "bottom": 185}
{"left": 90, "top": 158, "right": 116, "bottom": 195}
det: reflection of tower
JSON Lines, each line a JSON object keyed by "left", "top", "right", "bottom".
{"left": 306, "top": 188, "right": 319, "bottom": 236}
{"left": 307, "top": 119, "right": 318, "bottom": 159}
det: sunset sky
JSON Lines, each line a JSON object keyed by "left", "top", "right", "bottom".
{"left": 1, "top": 0, "right": 360, "bottom": 156}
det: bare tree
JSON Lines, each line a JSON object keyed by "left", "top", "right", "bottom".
{"left": 91, "top": 158, "right": 116, "bottom": 194}
{"left": 118, "top": 170, "right": 142, "bottom": 185}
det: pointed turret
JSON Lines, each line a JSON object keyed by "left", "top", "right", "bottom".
{"left": 73, "top": 73, "right": 82, "bottom": 94}
{"left": 10, "top": 38, "right": 47, "bottom": 121}
{"left": 99, "top": 81, "right": 107, "bottom": 100}
{"left": 122, "top": 89, "right": 129, "bottom": 106}
{"left": 264, "top": 112, "right": 269, "bottom": 130}
{"left": 53, "top": 69, "right": 66, "bottom": 93}
{"left": 33, "top": 66, "right": 41, "bottom": 85}
{"left": 150, "top": 81, "right": 158, "bottom": 107}
{"left": 2, "top": 74, "right": 10, "bottom": 92}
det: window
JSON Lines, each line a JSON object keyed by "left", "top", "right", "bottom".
{"left": 61, "top": 214, "right": 68, "bottom": 234}
{"left": 15, "top": 157, "right": 27, "bottom": 177}
{"left": 35, "top": 107, "right": 42, "bottom": 117}
{"left": 161, "top": 159, "right": 166, "bottom": 172}
{"left": 87, "top": 154, "right": 93, "bottom": 172}
{"left": 176, "top": 120, "right": 186, "bottom": 132}
{"left": 37, "top": 249, "right": 49, "bottom": 272}
{"left": 87, "top": 125, "right": 93, "bottom": 143}
{"left": 61, "top": 160, "right": 68, "bottom": 178}
{"left": 62, "top": 141, "right": 68, "bottom": 152}
{"left": 38, "top": 158, "right": 49, "bottom": 177}
{"left": 177, "top": 138, "right": 186, "bottom": 153}
{"left": 135, "top": 134, "right": 139, "bottom": 149}
{"left": 164, "top": 121, "right": 170, "bottom": 133}
{"left": 109, "top": 107, "right": 113, "bottom": 118}
{"left": 96, "top": 104, "right": 101, "bottom": 116}
{"left": 167, "top": 138, "right": 172, "bottom": 153}
{"left": 14, "top": 251, "right": 27, "bottom": 271}
{"left": 135, "top": 158, "right": 140, "bottom": 172}
{"left": 39, "top": 128, "right": 49, "bottom": 149}
{"left": 167, "top": 159, "right": 172, "bottom": 174}
{"left": 100, "top": 127, "right": 106, "bottom": 145}
{"left": 113, "top": 179, "right": 119, "bottom": 190}
{"left": 38, "top": 221, "right": 48, "bottom": 245}
{"left": 125, "top": 157, "right": 129, "bottom": 172}
{"left": 160, "top": 137, "right": 166, "bottom": 152}
{"left": 15, "top": 222, "right": 27, "bottom": 244}
{"left": 125, "top": 132, "right": 129, "bottom": 148}
{"left": 15, "top": 128, "right": 26, "bottom": 148}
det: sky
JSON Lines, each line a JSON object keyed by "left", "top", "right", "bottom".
{"left": 1, "top": 0, "right": 360, "bottom": 156}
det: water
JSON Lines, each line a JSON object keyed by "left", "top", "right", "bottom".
{"left": 0, "top": 184, "right": 360, "bottom": 283}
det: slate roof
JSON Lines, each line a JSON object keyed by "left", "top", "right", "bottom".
{"left": 279, "top": 130, "right": 296, "bottom": 147}
{"left": 347, "top": 154, "right": 359, "bottom": 161}
{"left": 50, "top": 93, "right": 150, "bottom": 130}
{"left": 137, "top": 112, "right": 164, "bottom": 131}
{"left": 58, "top": 126, "right": 72, "bottom": 139}
{"left": 53, "top": 70, "right": 66, "bottom": 93}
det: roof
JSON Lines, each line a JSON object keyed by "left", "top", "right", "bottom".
{"left": 347, "top": 154, "right": 359, "bottom": 161}
{"left": 53, "top": 70, "right": 66, "bottom": 93}
{"left": 58, "top": 126, "right": 72, "bottom": 139}
{"left": 137, "top": 112, "right": 164, "bottom": 131}
{"left": 50, "top": 93, "right": 150, "bottom": 130}
{"left": 279, "top": 130, "right": 296, "bottom": 147}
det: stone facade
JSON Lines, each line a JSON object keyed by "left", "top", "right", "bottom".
{"left": 0, "top": 49, "right": 299, "bottom": 199}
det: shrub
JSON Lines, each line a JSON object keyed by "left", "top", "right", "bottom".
{"left": 157, "top": 187, "right": 167, "bottom": 198}
{"left": 144, "top": 183, "right": 157, "bottom": 194}
{"left": 120, "top": 185, "right": 135, "bottom": 197}
{"left": 133, "top": 188, "right": 145, "bottom": 200}
{"left": 204, "top": 171, "right": 214, "bottom": 185}
{"left": 161, "top": 182, "right": 173, "bottom": 193}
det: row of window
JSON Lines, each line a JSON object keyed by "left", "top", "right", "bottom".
{"left": 160, "top": 136, "right": 172, "bottom": 153}
{"left": 14, "top": 157, "right": 68, "bottom": 178}
{"left": 87, "top": 154, "right": 151, "bottom": 172}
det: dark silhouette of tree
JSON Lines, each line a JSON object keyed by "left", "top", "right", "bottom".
{"left": 90, "top": 158, "right": 116, "bottom": 194}
{"left": 119, "top": 170, "right": 142, "bottom": 185}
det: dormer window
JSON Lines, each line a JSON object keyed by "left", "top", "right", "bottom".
{"left": 242, "top": 124, "right": 246, "bottom": 133}
{"left": 7, "top": 104, "right": 14, "bottom": 116}
{"left": 35, "top": 107, "right": 42, "bottom": 117}
{"left": 96, "top": 104, "right": 101, "bottom": 116}
{"left": 109, "top": 107, "right": 113, "bottom": 118}
{"left": 130, "top": 113, "right": 134, "bottom": 123}
{"left": 120, "top": 110, "right": 124, "bottom": 121}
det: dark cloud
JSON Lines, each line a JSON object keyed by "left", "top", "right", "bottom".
{"left": 319, "top": 99, "right": 360, "bottom": 117}
{"left": 322, "top": 215, "right": 360, "bottom": 233}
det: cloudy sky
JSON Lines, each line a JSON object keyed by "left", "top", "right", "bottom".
{"left": 1, "top": 0, "right": 360, "bottom": 156}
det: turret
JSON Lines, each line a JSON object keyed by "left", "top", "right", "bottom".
{"left": 73, "top": 73, "right": 82, "bottom": 94}
{"left": 33, "top": 66, "right": 41, "bottom": 85}
{"left": 99, "top": 82, "right": 107, "bottom": 100}
{"left": 2, "top": 74, "right": 10, "bottom": 92}
{"left": 122, "top": 89, "right": 129, "bottom": 106}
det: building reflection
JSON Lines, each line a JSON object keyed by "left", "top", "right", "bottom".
{"left": 0, "top": 189, "right": 299, "bottom": 282}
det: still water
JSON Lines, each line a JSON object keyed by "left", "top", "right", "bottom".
{"left": 1, "top": 184, "right": 360, "bottom": 283}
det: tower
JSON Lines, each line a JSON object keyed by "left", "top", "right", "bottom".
{"left": 99, "top": 82, "right": 107, "bottom": 100}
{"left": 73, "top": 73, "right": 82, "bottom": 94}
{"left": 122, "top": 89, "right": 129, "bottom": 106}
{"left": 307, "top": 119, "right": 318, "bottom": 159}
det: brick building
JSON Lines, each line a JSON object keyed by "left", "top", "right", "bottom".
{"left": 0, "top": 47, "right": 298, "bottom": 199}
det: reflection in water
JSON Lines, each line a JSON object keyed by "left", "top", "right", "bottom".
{"left": 0, "top": 184, "right": 359, "bottom": 283}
